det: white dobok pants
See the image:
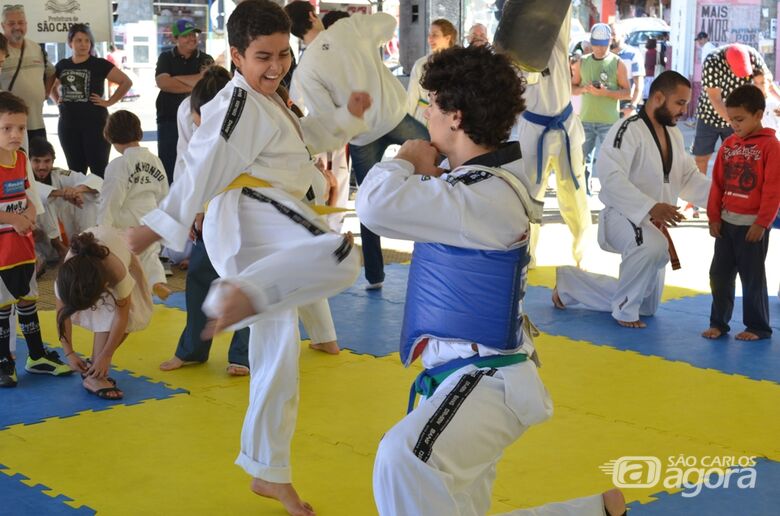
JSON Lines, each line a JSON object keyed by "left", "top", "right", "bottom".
{"left": 556, "top": 207, "right": 668, "bottom": 322}
{"left": 374, "top": 360, "right": 603, "bottom": 515}
{"left": 203, "top": 186, "right": 360, "bottom": 483}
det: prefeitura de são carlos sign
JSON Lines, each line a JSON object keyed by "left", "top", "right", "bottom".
{"left": 25, "top": 0, "right": 111, "bottom": 44}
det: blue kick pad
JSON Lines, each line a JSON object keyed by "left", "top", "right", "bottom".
{"left": 527, "top": 286, "right": 780, "bottom": 384}
{"left": 628, "top": 458, "right": 779, "bottom": 515}
{"left": 0, "top": 465, "right": 95, "bottom": 515}
{"left": 0, "top": 340, "right": 188, "bottom": 430}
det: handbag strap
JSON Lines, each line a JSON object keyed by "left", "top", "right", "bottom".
{"left": 7, "top": 40, "right": 25, "bottom": 92}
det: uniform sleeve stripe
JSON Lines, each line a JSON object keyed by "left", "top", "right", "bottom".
{"left": 613, "top": 114, "right": 641, "bottom": 149}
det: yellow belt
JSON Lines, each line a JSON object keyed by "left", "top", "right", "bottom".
{"left": 215, "top": 173, "right": 349, "bottom": 215}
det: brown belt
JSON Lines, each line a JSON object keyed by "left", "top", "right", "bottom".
{"left": 652, "top": 219, "right": 681, "bottom": 270}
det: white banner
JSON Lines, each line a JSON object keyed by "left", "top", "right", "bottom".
{"left": 22, "top": 0, "right": 111, "bottom": 44}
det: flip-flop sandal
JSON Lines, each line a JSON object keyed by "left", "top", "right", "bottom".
{"left": 84, "top": 385, "right": 124, "bottom": 400}
{"left": 226, "top": 363, "right": 250, "bottom": 376}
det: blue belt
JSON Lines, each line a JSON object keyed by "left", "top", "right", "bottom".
{"left": 407, "top": 352, "right": 527, "bottom": 413}
{"left": 522, "top": 102, "right": 579, "bottom": 189}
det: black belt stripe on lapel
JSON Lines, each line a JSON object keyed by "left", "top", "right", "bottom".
{"left": 412, "top": 368, "right": 497, "bottom": 463}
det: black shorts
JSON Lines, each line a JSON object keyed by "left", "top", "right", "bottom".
{"left": 692, "top": 120, "right": 733, "bottom": 156}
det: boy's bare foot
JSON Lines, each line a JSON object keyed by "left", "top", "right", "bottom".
{"left": 602, "top": 488, "right": 626, "bottom": 516}
{"left": 309, "top": 341, "right": 340, "bottom": 354}
{"left": 702, "top": 327, "right": 724, "bottom": 339}
{"left": 251, "top": 478, "right": 315, "bottom": 516}
{"left": 552, "top": 287, "right": 565, "bottom": 309}
{"left": 736, "top": 331, "right": 760, "bottom": 341}
{"left": 226, "top": 363, "right": 250, "bottom": 376}
{"left": 616, "top": 319, "right": 647, "bottom": 328}
{"left": 159, "top": 356, "right": 201, "bottom": 371}
{"left": 201, "top": 284, "right": 257, "bottom": 339}
{"left": 153, "top": 283, "right": 171, "bottom": 300}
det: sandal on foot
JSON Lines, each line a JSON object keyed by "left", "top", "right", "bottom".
{"left": 226, "top": 363, "right": 250, "bottom": 376}
{"left": 84, "top": 385, "right": 124, "bottom": 400}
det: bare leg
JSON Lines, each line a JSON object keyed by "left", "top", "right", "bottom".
{"left": 251, "top": 478, "right": 315, "bottom": 516}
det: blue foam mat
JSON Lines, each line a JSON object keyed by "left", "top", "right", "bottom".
{"left": 527, "top": 286, "right": 780, "bottom": 383}
{"left": 629, "top": 458, "right": 779, "bottom": 515}
{"left": 0, "top": 342, "right": 188, "bottom": 430}
{"left": 156, "top": 264, "right": 780, "bottom": 382}
{"left": 0, "top": 464, "right": 95, "bottom": 515}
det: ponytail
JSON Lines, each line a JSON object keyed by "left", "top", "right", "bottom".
{"left": 56, "top": 232, "right": 110, "bottom": 339}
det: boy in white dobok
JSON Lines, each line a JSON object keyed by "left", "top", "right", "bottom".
{"left": 358, "top": 45, "right": 625, "bottom": 516}
{"left": 127, "top": 2, "right": 368, "bottom": 514}
{"left": 554, "top": 71, "right": 711, "bottom": 328}
{"left": 29, "top": 138, "right": 101, "bottom": 266}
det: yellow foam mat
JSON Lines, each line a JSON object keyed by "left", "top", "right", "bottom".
{"left": 1, "top": 306, "right": 777, "bottom": 514}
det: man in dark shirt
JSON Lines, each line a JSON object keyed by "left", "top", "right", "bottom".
{"left": 155, "top": 19, "right": 212, "bottom": 184}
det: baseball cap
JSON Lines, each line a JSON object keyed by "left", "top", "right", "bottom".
{"left": 724, "top": 44, "right": 753, "bottom": 78}
{"left": 172, "top": 19, "right": 200, "bottom": 38}
{"left": 696, "top": 31, "right": 708, "bottom": 40}
{"left": 590, "top": 23, "right": 612, "bottom": 47}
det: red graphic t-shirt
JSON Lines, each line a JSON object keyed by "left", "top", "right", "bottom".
{"left": 708, "top": 128, "right": 780, "bottom": 228}
{"left": 0, "top": 151, "right": 35, "bottom": 269}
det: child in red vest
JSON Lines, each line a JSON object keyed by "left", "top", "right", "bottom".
{"left": 0, "top": 92, "right": 72, "bottom": 386}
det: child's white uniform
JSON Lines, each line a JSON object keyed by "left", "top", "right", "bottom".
{"left": 35, "top": 168, "right": 102, "bottom": 259}
{"left": 59, "top": 225, "right": 153, "bottom": 333}
{"left": 142, "top": 71, "right": 362, "bottom": 483}
{"left": 98, "top": 147, "right": 169, "bottom": 287}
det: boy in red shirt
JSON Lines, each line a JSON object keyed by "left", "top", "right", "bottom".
{"left": 0, "top": 92, "right": 72, "bottom": 386}
{"left": 704, "top": 84, "right": 780, "bottom": 340}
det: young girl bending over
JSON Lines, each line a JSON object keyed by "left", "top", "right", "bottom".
{"left": 57, "top": 227, "right": 153, "bottom": 399}
{"left": 99, "top": 110, "right": 170, "bottom": 299}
